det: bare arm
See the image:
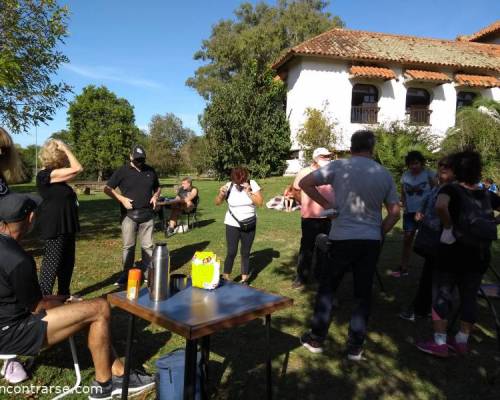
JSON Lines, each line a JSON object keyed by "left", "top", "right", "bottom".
{"left": 298, "top": 173, "right": 331, "bottom": 209}
{"left": 382, "top": 202, "right": 401, "bottom": 235}
{"left": 435, "top": 193, "right": 452, "bottom": 229}
{"left": 104, "top": 186, "right": 134, "bottom": 210}
{"left": 150, "top": 186, "right": 161, "bottom": 208}
{"left": 248, "top": 190, "right": 264, "bottom": 207}
{"left": 215, "top": 185, "right": 228, "bottom": 206}
{"left": 48, "top": 141, "right": 83, "bottom": 183}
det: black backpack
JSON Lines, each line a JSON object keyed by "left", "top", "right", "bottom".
{"left": 453, "top": 184, "right": 498, "bottom": 247}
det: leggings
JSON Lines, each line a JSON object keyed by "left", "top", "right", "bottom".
{"left": 39, "top": 234, "right": 76, "bottom": 295}
{"left": 432, "top": 269, "right": 483, "bottom": 324}
{"left": 224, "top": 224, "right": 256, "bottom": 276}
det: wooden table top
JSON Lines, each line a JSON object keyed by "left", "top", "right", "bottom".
{"left": 107, "top": 282, "right": 293, "bottom": 340}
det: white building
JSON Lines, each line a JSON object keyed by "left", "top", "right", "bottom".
{"left": 273, "top": 21, "right": 500, "bottom": 174}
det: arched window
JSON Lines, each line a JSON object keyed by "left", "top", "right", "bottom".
{"left": 406, "top": 88, "right": 431, "bottom": 125}
{"left": 456, "top": 91, "right": 477, "bottom": 109}
{"left": 351, "top": 84, "right": 379, "bottom": 123}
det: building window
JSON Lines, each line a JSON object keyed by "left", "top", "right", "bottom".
{"left": 406, "top": 88, "right": 431, "bottom": 125}
{"left": 456, "top": 91, "right": 477, "bottom": 109}
{"left": 351, "top": 84, "right": 379, "bottom": 124}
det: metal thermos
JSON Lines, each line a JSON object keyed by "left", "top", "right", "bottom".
{"left": 148, "top": 243, "right": 170, "bottom": 301}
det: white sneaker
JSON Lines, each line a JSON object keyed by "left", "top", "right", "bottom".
{"left": 2, "top": 359, "right": 28, "bottom": 384}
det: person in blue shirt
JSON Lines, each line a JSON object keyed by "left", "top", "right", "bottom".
{"left": 392, "top": 151, "right": 437, "bottom": 277}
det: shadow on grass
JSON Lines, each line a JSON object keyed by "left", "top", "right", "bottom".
{"left": 170, "top": 241, "right": 211, "bottom": 272}
{"left": 247, "top": 248, "right": 280, "bottom": 284}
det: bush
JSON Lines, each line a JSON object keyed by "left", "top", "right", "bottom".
{"left": 441, "top": 98, "right": 500, "bottom": 183}
{"left": 373, "top": 122, "right": 439, "bottom": 184}
{"left": 297, "top": 106, "right": 338, "bottom": 163}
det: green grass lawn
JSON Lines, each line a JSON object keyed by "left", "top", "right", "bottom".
{"left": 6, "top": 177, "right": 500, "bottom": 399}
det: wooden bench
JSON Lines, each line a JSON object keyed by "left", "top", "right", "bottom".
{"left": 72, "top": 181, "right": 107, "bottom": 195}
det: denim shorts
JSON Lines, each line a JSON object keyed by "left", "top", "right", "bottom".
{"left": 403, "top": 212, "right": 418, "bottom": 233}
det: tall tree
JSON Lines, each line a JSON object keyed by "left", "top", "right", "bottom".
{"left": 187, "top": 0, "right": 343, "bottom": 99}
{"left": 202, "top": 64, "right": 291, "bottom": 178}
{"left": 180, "top": 135, "right": 211, "bottom": 176}
{"left": 67, "top": 85, "right": 139, "bottom": 181}
{"left": 0, "top": 0, "right": 71, "bottom": 132}
{"left": 146, "top": 113, "right": 194, "bottom": 176}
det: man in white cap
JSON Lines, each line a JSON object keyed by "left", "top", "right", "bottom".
{"left": 291, "top": 147, "right": 335, "bottom": 289}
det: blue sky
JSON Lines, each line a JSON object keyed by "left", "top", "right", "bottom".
{"left": 14, "top": 0, "right": 500, "bottom": 147}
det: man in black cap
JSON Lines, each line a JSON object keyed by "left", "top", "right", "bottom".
{"left": 0, "top": 193, "right": 154, "bottom": 398}
{"left": 104, "top": 145, "right": 160, "bottom": 285}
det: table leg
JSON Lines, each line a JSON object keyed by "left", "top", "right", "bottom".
{"left": 266, "top": 314, "right": 272, "bottom": 400}
{"left": 122, "top": 314, "right": 135, "bottom": 400}
{"left": 184, "top": 338, "right": 198, "bottom": 400}
{"left": 201, "top": 336, "right": 210, "bottom": 400}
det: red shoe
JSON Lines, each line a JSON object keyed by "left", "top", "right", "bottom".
{"left": 447, "top": 337, "right": 469, "bottom": 355}
{"left": 416, "top": 339, "right": 449, "bottom": 358}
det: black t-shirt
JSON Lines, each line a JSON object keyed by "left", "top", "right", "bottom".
{"left": 36, "top": 168, "right": 80, "bottom": 239}
{"left": 177, "top": 186, "right": 199, "bottom": 206}
{"left": 0, "top": 234, "right": 42, "bottom": 329}
{"left": 106, "top": 164, "right": 160, "bottom": 211}
{"left": 0, "top": 173, "right": 9, "bottom": 196}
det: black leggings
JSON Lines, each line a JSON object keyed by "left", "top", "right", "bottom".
{"left": 432, "top": 269, "right": 483, "bottom": 324}
{"left": 224, "top": 224, "right": 256, "bottom": 276}
{"left": 39, "top": 234, "right": 76, "bottom": 295}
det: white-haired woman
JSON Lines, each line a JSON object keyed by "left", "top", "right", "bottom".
{"left": 0, "top": 127, "right": 24, "bottom": 196}
{"left": 37, "top": 140, "right": 83, "bottom": 295}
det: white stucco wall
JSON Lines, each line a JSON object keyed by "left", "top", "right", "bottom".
{"left": 284, "top": 56, "right": 500, "bottom": 174}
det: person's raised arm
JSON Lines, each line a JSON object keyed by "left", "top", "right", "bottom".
{"left": 49, "top": 141, "right": 83, "bottom": 183}
{"left": 215, "top": 184, "right": 228, "bottom": 206}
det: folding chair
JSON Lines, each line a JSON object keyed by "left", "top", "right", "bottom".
{"left": 0, "top": 336, "right": 81, "bottom": 400}
{"left": 178, "top": 207, "right": 198, "bottom": 233}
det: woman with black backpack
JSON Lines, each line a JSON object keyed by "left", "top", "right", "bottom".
{"left": 215, "top": 167, "right": 263, "bottom": 285}
{"left": 417, "top": 151, "right": 500, "bottom": 358}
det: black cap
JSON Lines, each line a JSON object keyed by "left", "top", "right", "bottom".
{"left": 0, "top": 193, "right": 42, "bottom": 223}
{"left": 131, "top": 145, "right": 146, "bottom": 160}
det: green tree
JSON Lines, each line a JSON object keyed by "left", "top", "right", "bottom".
{"left": 187, "top": 0, "right": 343, "bottom": 99}
{"left": 202, "top": 65, "right": 291, "bottom": 178}
{"left": 50, "top": 129, "right": 72, "bottom": 145}
{"left": 441, "top": 98, "right": 500, "bottom": 182}
{"left": 16, "top": 144, "right": 40, "bottom": 182}
{"left": 373, "top": 122, "right": 439, "bottom": 184}
{"left": 146, "top": 113, "right": 194, "bottom": 176}
{"left": 0, "top": 0, "right": 71, "bottom": 132}
{"left": 297, "top": 106, "right": 337, "bottom": 162}
{"left": 67, "top": 85, "right": 139, "bottom": 181}
{"left": 181, "top": 135, "right": 211, "bottom": 176}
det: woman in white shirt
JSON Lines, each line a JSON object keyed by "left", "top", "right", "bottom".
{"left": 215, "top": 167, "right": 263, "bottom": 284}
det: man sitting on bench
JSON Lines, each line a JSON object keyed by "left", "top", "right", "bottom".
{"left": 0, "top": 193, "right": 154, "bottom": 399}
{"left": 165, "top": 177, "right": 199, "bottom": 236}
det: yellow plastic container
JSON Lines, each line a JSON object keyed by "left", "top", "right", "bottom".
{"left": 191, "top": 251, "right": 220, "bottom": 290}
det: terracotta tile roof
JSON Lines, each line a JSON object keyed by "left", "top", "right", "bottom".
{"left": 349, "top": 65, "right": 395, "bottom": 80}
{"left": 455, "top": 73, "right": 500, "bottom": 88}
{"left": 272, "top": 28, "right": 500, "bottom": 73}
{"left": 404, "top": 69, "right": 452, "bottom": 83}
{"left": 457, "top": 21, "right": 500, "bottom": 42}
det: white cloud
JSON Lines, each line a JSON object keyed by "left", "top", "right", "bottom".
{"left": 63, "top": 64, "right": 164, "bottom": 90}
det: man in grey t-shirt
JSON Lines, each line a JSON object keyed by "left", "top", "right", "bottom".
{"left": 298, "top": 130, "right": 400, "bottom": 360}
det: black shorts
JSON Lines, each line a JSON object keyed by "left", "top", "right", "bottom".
{"left": 0, "top": 311, "right": 47, "bottom": 356}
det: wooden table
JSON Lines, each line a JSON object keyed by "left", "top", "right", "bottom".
{"left": 107, "top": 282, "right": 293, "bottom": 400}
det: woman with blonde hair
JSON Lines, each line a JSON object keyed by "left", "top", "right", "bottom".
{"left": 0, "top": 127, "right": 24, "bottom": 195}
{"left": 37, "top": 139, "right": 83, "bottom": 295}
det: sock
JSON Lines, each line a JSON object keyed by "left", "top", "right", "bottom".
{"left": 434, "top": 332, "right": 447, "bottom": 345}
{"left": 455, "top": 331, "right": 469, "bottom": 344}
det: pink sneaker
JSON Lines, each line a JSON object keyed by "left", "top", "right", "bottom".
{"left": 447, "top": 337, "right": 469, "bottom": 355}
{"left": 1, "top": 359, "right": 28, "bottom": 384}
{"left": 416, "top": 340, "right": 449, "bottom": 358}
